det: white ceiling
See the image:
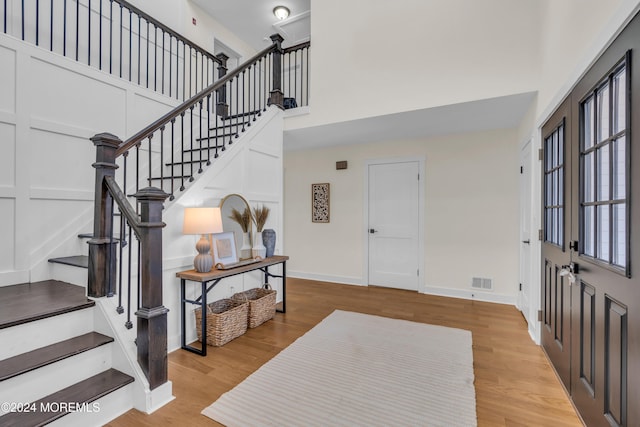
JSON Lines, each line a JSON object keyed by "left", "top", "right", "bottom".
{"left": 283, "top": 92, "right": 537, "bottom": 151}
{"left": 191, "top": 0, "right": 311, "bottom": 50}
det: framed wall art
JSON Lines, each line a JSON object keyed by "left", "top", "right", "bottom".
{"left": 212, "top": 231, "right": 238, "bottom": 267}
{"left": 312, "top": 183, "right": 330, "bottom": 223}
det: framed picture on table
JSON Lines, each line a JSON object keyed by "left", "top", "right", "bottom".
{"left": 212, "top": 231, "right": 238, "bottom": 267}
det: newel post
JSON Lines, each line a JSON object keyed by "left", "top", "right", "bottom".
{"left": 216, "top": 53, "right": 229, "bottom": 117}
{"left": 88, "top": 133, "right": 120, "bottom": 298}
{"left": 134, "top": 187, "right": 170, "bottom": 390}
{"left": 269, "top": 34, "right": 285, "bottom": 109}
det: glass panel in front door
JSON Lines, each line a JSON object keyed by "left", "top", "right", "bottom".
{"left": 579, "top": 61, "right": 629, "bottom": 272}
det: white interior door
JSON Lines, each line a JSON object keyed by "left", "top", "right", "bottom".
{"left": 519, "top": 141, "right": 532, "bottom": 324}
{"left": 367, "top": 160, "right": 420, "bottom": 291}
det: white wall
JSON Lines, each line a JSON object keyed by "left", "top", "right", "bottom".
{"left": 0, "top": 32, "right": 188, "bottom": 285}
{"left": 537, "top": 0, "right": 640, "bottom": 121}
{"left": 284, "top": 128, "right": 520, "bottom": 304}
{"left": 282, "top": 0, "right": 640, "bottom": 134}
{"left": 286, "top": 0, "right": 542, "bottom": 131}
{"left": 124, "top": 0, "right": 255, "bottom": 60}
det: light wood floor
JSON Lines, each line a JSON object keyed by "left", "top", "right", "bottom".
{"left": 106, "top": 278, "right": 582, "bottom": 427}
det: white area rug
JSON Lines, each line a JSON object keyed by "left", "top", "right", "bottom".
{"left": 202, "top": 310, "right": 477, "bottom": 427}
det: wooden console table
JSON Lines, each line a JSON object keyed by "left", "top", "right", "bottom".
{"left": 176, "top": 255, "right": 288, "bottom": 356}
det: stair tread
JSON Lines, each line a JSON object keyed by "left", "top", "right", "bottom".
{"left": 0, "top": 368, "right": 133, "bottom": 426}
{"left": 222, "top": 109, "right": 261, "bottom": 120}
{"left": 181, "top": 145, "right": 225, "bottom": 153}
{"left": 0, "top": 281, "right": 94, "bottom": 330}
{"left": 165, "top": 160, "right": 213, "bottom": 166}
{"left": 149, "top": 175, "right": 191, "bottom": 180}
{"left": 195, "top": 132, "right": 235, "bottom": 141}
{"left": 77, "top": 233, "right": 121, "bottom": 241}
{"left": 0, "top": 332, "right": 113, "bottom": 381}
{"left": 209, "top": 120, "right": 251, "bottom": 131}
{"left": 48, "top": 255, "right": 89, "bottom": 269}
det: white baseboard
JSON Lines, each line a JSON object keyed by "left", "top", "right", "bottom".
{"left": 422, "top": 285, "right": 516, "bottom": 305}
{"left": 289, "top": 273, "right": 517, "bottom": 306}
{"left": 288, "top": 271, "right": 365, "bottom": 287}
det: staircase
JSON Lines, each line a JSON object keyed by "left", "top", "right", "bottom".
{"left": 46, "top": 111, "right": 259, "bottom": 287}
{"left": 0, "top": 281, "right": 134, "bottom": 427}
{"left": 1, "top": 1, "right": 309, "bottom": 424}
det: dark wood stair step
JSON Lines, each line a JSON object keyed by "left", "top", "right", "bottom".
{"left": 0, "top": 332, "right": 113, "bottom": 382}
{"left": 0, "top": 281, "right": 93, "bottom": 330}
{"left": 0, "top": 368, "right": 134, "bottom": 427}
{"left": 165, "top": 159, "right": 213, "bottom": 167}
{"left": 180, "top": 144, "right": 225, "bottom": 153}
{"left": 209, "top": 120, "right": 251, "bottom": 131}
{"left": 48, "top": 255, "right": 89, "bottom": 269}
{"left": 149, "top": 175, "right": 192, "bottom": 181}
{"left": 222, "top": 109, "right": 261, "bottom": 120}
{"left": 77, "top": 233, "right": 120, "bottom": 242}
{"left": 195, "top": 131, "right": 235, "bottom": 141}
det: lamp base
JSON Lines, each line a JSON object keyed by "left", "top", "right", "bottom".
{"left": 193, "top": 235, "right": 213, "bottom": 273}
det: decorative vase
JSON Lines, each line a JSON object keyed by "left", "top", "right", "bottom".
{"left": 193, "top": 235, "right": 213, "bottom": 272}
{"left": 262, "top": 229, "right": 276, "bottom": 257}
{"left": 240, "top": 231, "right": 252, "bottom": 259}
{"left": 252, "top": 231, "right": 267, "bottom": 259}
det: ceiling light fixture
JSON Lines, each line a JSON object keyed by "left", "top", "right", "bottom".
{"left": 273, "top": 6, "right": 290, "bottom": 20}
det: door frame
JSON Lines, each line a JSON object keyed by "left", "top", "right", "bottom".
{"left": 363, "top": 156, "right": 426, "bottom": 292}
{"left": 518, "top": 139, "right": 535, "bottom": 327}
{"left": 529, "top": 131, "right": 543, "bottom": 345}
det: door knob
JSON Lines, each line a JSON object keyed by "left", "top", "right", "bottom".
{"left": 369, "top": 228, "right": 378, "bottom": 234}
{"left": 522, "top": 240, "right": 530, "bottom": 244}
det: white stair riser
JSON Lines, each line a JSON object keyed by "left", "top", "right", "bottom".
{"left": 0, "top": 308, "right": 94, "bottom": 360}
{"left": 47, "top": 382, "right": 133, "bottom": 427}
{"left": 50, "top": 263, "right": 88, "bottom": 288}
{"left": 0, "top": 344, "right": 112, "bottom": 416}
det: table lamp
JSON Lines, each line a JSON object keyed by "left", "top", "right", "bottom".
{"left": 183, "top": 207, "right": 223, "bottom": 272}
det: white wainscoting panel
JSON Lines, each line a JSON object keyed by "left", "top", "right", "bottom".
{"left": 28, "top": 199, "right": 92, "bottom": 254}
{"left": 30, "top": 129, "right": 95, "bottom": 190}
{"left": 0, "top": 30, "right": 187, "bottom": 285}
{"left": 0, "top": 44, "right": 16, "bottom": 114}
{"left": 29, "top": 57, "right": 127, "bottom": 135}
{"left": 0, "top": 198, "right": 16, "bottom": 272}
{"left": 0, "top": 122, "right": 16, "bottom": 186}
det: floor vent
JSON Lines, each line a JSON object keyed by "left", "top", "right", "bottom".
{"left": 471, "top": 277, "right": 493, "bottom": 291}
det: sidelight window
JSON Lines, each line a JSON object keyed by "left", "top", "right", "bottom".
{"left": 580, "top": 59, "right": 629, "bottom": 271}
{"left": 544, "top": 123, "right": 565, "bottom": 248}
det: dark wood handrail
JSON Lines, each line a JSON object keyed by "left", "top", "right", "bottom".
{"left": 115, "top": 42, "right": 278, "bottom": 157}
{"left": 111, "top": 0, "right": 221, "bottom": 64}
{"left": 104, "top": 176, "right": 141, "bottom": 236}
{"left": 284, "top": 41, "right": 310, "bottom": 53}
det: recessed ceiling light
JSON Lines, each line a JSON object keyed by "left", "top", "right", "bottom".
{"left": 273, "top": 6, "right": 290, "bottom": 20}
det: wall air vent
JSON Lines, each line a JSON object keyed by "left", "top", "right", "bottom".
{"left": 471, "top": 277, "right": 493, "bottom": 291}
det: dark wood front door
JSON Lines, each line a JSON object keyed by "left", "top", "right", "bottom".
{"left": 541, "top": 99, "right": 572, "bottom": 392}
{"left": 542, "top": 11, "right": 640, "bottom": 426}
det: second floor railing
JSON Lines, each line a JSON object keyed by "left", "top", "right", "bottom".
{"left": 112, "top": 34, "right": 290, "bottom": 202}
{"left": 283, "top": 41, "right": 310, "bottom": 109}
{"left": 3, "top": 0, "right": 223, "bottom": 100}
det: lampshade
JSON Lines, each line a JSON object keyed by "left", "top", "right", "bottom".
{"left": 183, "top": 207, "right": 223, "bottom": 235}
{"left": 273, "top": 6, "right": 290, "bottom": 20}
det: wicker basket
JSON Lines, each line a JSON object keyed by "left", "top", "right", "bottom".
{"left": 194, "top": 298, "right": 248, "bottom": 347}
{"left": 232, "top": 286, "right": 277, "bottom": 328}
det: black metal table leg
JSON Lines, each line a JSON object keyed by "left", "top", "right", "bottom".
{"left": 180, "top": 279, "right": 186, "bottom": 349}
{"left": 200, "top": 280, "right": 207, "bottom": 356}
{"left": 281, "top": 260, "right": 286, "bottom": 313}
{"left": 181, "top": 279, "right": 208, "bottom": 356}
